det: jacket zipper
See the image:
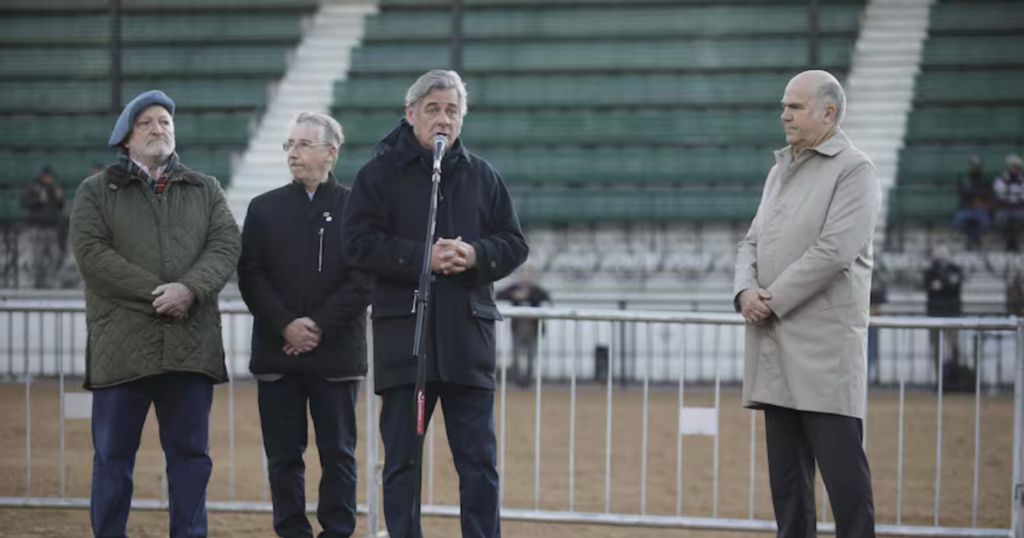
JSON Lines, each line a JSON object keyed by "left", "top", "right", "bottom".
{"left": 318, "top": 228, "right": 324, "bottom": 272}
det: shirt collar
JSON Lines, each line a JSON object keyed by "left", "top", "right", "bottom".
{"left": 775, "top": 128, "right": 851, "bottom": 163}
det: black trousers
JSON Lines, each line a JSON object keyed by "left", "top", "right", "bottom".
{"left": 764, "top": 405, "right": 876, "bottom": 538}
{"left": 380, "top": 382, "right": 500, "bottom": 538}
{"left": 258, "top": 375, "right": 360, "bottom": 538}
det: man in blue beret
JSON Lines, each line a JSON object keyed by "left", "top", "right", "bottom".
{"left": 70, "top": 90, "right": 241, "bottom": 538}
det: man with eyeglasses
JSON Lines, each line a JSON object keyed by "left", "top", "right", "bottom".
{"left": 70, "top": 89, "right": 241, "bottom": 537}
{"left": 238, "top": 112, "right": 373, "bottom": 538}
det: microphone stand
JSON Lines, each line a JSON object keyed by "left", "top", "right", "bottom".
{"left": 408, "top": 149, "right": 443, "bottom": 538}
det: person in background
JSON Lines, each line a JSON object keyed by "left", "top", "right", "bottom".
{"left": 993, "top": 154, "right": 1024, "bottom": 251}
{"left": 952, "top": 156, "right": 991, "bottom": 250}
{"left": 868, "top": 273, "right": 888, "bottom": 382}
{"left": 924, "top": 243, "right": 963, "bottom": 375}
{"left": 21, "top": 166, "right": 65, "bottom": 287}
{"left": 497, "top": 265, "right": 551, "bottom": 387}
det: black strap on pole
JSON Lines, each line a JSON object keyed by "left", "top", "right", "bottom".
{"left": 408, "top": 161, "right": 442, "bottom": 538}
{"left": 808, "top": 0, "right": 820, "bottom": 68}
{"left": 111, "top": 0, "right": 122, "bottom": 111}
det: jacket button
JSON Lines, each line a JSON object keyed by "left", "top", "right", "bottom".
{"left": 430, "top": 275, "right": 436, "bottom": 282}
{"left": 398, "top": 256, "right": 406, "bottom": 264}
{"left": 165, "top": 258, "right": 171, "bottom": 264}
{"left": 490, "top": 260, "right": 497, "bottom": 268}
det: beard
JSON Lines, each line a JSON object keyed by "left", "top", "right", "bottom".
{"left": 133, "top": 136, "right": 175, "bottom": 162}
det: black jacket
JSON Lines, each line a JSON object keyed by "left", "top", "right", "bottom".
{"left": 924, "top": 261, "right": 963, "bottom": 317}
{"left": 342, "top": 120, "right": 529, "bottom": 393}
{"left": 238, "top": 174, "right": 373, "bottom": 377}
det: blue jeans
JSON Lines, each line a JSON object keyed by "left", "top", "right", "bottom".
{"left": 91, "top": 372, "right": 214, "bottom": 538}
{"left": 380, "top": 383, "right": 500, "bottom": 538}
{"left": 258, "top": 375, "right": 359, "bottom": 538}
{"left": 953, "top": 208, "right": 992, "bottom": 231}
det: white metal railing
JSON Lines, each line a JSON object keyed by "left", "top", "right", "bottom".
{"left": 0, "top": 301, "right": 1020, "bottom": 537}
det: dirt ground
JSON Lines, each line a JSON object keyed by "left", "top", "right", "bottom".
{"left": 0, "top": 381, "right": 1014, "bottom": 537}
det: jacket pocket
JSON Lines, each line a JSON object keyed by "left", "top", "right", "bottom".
{"left": 470, "top": 298, "right": 503, "bottom": 321}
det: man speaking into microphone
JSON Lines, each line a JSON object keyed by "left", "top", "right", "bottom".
{"left": 342, "top": 70, "right": 528, "bottom": 538}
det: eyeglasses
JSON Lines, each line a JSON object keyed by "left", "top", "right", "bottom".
{"left": 282, "top": 140, "right": 331, "bottom": 152}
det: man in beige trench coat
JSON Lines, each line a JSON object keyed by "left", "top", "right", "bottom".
{"left": 734, "top": 70, "right": 879, "bottom": 538}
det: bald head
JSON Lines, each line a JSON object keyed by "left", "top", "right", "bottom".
{"left": 781, "top": 70, "right": 846, "bottom": 151}
{"left": 789, "top": 70, "right": 846, "bottom": 124}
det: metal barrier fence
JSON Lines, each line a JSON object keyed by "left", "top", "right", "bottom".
{"left": 0, "top": 300, "right": 1021, "bottom": 538}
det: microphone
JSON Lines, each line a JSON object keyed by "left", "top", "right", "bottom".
{"left": 433, "top": 134, "right": 447, "bottom": 172}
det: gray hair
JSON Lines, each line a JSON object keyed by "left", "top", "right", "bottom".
{"left": 405, "top": 70, "right": 468, "bottom": 115}
{"left": 289, "top": 112, "right": 344, "bottom": 149}
{"left": 816, "top": 77, "right": 846, "bottom": 124}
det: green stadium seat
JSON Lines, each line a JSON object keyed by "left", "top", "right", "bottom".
{"left": 123, "top": 46, "right": 288, "bottom": 77}
{"left": 0, "top": 16, "right": 108, "bottom": 45}
{"left": 0, "top": 150, "right": 234, "bottom": 188}
{"left": 0, "top": 81, "right": 110, "bottom": 113}
{"left": 510, "top": 187, "right": 761, "bottom": 223}
{"left": 897, "top": 144, "right": 1023, "bottom": 185}
{"left": 335, "top": 73, "right": 820, "bottom": 109}
{"left": 923, "top": 36, "right": 1024, "bottom": 67}
{"left": 349, "top": 38, "right": 855, "bottom": 74}
{"left": 892, "top": 0, "right": 1024, "bottom": 227}
{"left": 0, "top": 113, "right": 252, "bottom": 150}
{"left": 0, "top": 48, "right": 109, "bottom": 77}
{"left": 0, "top": 80, "right": 268, "bottom": 113}
{"left": 379, "top": 0, "right": 860, "bottom": 7}
{"left": 122, "top": 81, "right": 268, "bottom": 110}
{"left": 120, "top": 14, "right": 304, "bottom": 43}
{"left": 916, "top": 71, "right": 1024, "bottom": 104}
{"left": 0, "top": 0, "right": 317, "bottom": 9}
{"left": 929, "top": 2, "right": 1024, "bottom": 32}
{"left": 334, "top": 146, "right": 775, "bottom": 186}
{"left": 888, "top": 186, "right": 958, "bottom": 224}
{"left": 907, "top": 107, "right": 1024, "bottom": 142}
{"left": 0, "top": 46, "right": 288, "bottom": 77}
{"left": 333, "top": 109, "right": 784, "bottom": 147}
{"left": 363, "top": 5, "right": 861, "bottom": 41}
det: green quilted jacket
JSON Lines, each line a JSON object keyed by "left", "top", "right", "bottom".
{"left": 70, "top": 159, "right": 241, "bottom": 389}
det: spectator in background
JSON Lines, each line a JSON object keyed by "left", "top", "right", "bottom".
{"left": 994, "top": 153, "right": 1024, "bottom": 251}
{"left": 868, "top": 273, "right": 887, "bottom": 381}
{"left": 1006, "top": 270, "right": 1024, "bottom": 317}
{"left": 20, "top": 166, "right": 65, "bottom": 287}
{"left": 924, "top": 243, "right": 962, "bottom": 375}
{"left": 497, "top": 265, "right": 551, "bottom": 387}
{"left": 952, "top": 156, "right": 991, "bottom": 250}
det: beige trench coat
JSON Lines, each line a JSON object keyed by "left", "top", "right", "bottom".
{"left": 733, "top": 130, "right": 880, "bottom": 419}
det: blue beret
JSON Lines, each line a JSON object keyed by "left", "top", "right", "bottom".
{"left": 108, "top": 90, "right": 175, "bottom": 147}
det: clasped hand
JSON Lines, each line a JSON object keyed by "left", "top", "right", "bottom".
{"left": 152, "top": 283, "right": 195, "bottom": 319}
{"left": 283, "top": 317, "right": 321, "bottom": 356}
{"left": 739, "top": 288, "right": 774, "bottom": 326}
{"left": 431, "top": 236, "right": 476, "bottom": 275}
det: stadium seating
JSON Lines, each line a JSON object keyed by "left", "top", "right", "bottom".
{"left": 0, "top": 0, "right": 316, "bottom": 196}
{"left": 890, "top": 0, "right": 1024, "bottom": 227}
{"left": 333, "top": 0, "right": 864, "bottom": 224}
